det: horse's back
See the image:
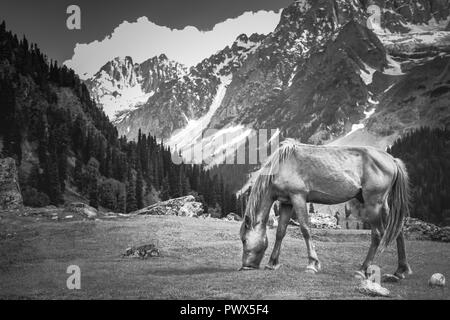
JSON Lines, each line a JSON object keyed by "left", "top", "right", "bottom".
{"left": 273, "top": 143, "right": 396, "bottom": 204}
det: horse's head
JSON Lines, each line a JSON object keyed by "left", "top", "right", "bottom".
{"left": 239, "top": 215, "right": 268, "bottom": 270}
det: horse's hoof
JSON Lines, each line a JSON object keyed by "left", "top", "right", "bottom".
{"left": 382, "top": 274, "right": 401, "bottom": 283}
{"left": 305, "top": 266, "right": 318, "bottom": 274}
{"left": 394, "top": 265, "right": 412, "bottom": 279}
{"left": 265, "top": 264, "right": 282, "bottom": 271}
{"left": 354, "top": 271, "right": 366, "bottom": 280}
{"left": 315, "top": 262, "right": 322, "bottom": 272}
{"left": 393, "top": 272, "right": 406, "bottom": 280}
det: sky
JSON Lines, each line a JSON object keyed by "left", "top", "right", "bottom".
{"left": 0, "top": 0, "right": 292, "bottom": 78}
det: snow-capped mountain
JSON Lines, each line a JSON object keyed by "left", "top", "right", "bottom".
{"left": 209, "top": 0, "right": 450, "bottom": 147}
{"left": 110, "top": 33, "right": 266, "bottom": 140}
{"left": 85, "top": 55, "right": 187, "bottom": 119}
{"left": 86, "top": 0, "right": 450, "bottom": 186}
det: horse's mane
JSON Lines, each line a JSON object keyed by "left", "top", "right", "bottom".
{"left": 244, "top": 138, "right": 301, "bottom": 227}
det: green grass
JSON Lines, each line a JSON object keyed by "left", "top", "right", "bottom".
{"left": 0, "top": 212, "right": 449, "bottom": 299}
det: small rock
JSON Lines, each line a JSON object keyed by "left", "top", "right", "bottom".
{"left": 122, "top": 244, "right": 160, "bottom": 259}
{"left": 358, "top": 280, "right": 390, "bottom": 297}
{"left": 65, "top": 202, "right": 98, "bottom": 219}
{"left": 226, "top": 213, "right": 242, "bottom": 222}
{"left": 104, "top": 212, "right": 117, "bottom": 217}
{"left": 429, "top": 273, "right": 446, "bottom": 288}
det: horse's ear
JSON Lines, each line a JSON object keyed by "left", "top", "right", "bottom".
{"left": 244, "top": 215, "right": 252, "bottom": 229}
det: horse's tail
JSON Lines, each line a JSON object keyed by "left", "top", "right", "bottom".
{"left": 379, "top": 158, "right": 410, "bottom": 251}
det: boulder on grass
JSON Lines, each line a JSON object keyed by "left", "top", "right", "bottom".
{"left": 310, "top": 211, "right": 340, "bottom": 229}
{"left": 133, "top": 195, "right": 204, "bottom": 217}
{"left": 122, "top": 244, "right": 160, "bottom": 259}
{"left": 179, "top": 201, "right": 203, "bottom": 217}
{"left": 404, "top": 218, "right": 450, "bottom": 243}
{"left": 65, "top": 202, "right": 98, "bottom": 219}
{"left": 226, "top": 213, "right": 242, "bottom": 221}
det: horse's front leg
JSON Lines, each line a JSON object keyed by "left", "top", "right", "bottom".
{"left": 291, "top": 194, "right": 321, "bottom": 273}
{"left": 265, "top": 204, "right": 292, "bottom": 270}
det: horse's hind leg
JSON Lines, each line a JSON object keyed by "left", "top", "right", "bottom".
{"left": 394, "top": 231, "right": 412, "bottom": 279}
{"left": 356, "top": 226, "right": 381, "bottom": 279}
{"left": 355, "top": 197, "right": 384, "bottom": 278}
{"left": 266, "top": 204, "right": 293, "bottom": 270}
{"left": 290, "top": 194, "right": 321, "bottom": 273}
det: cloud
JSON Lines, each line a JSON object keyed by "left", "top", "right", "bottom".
{"left": 64, "top": 10, "right": 281, "bottom": 79}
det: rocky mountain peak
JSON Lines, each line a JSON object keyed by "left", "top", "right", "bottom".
{"left": 96, "top": 56, "right": 138, "bottom": 86}
{"left": 86, "top": 54, "right": 187, "bottom": 119}
{"left": 189, "top": 32, "right": 265, "bottom": 83}
{"left": 158, "top": 53, "right": 168, "bottom": 61}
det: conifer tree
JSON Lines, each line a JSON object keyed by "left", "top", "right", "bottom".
{"left": 99, "top": 179, "right": 116, "bottom": 210}
{"left": 126, "top": 170, "right": 137, "bottom": 213}
{"left": 136, "top": 169, "right": 144, "bottom": 209}
{"left": 160, "top": 175, "right": 171, "bottom": 201}
{"left": 117, "top": 184, "right": 126, "bottom": 214}
{"left": 74, "top": 158, "right": 83, "bottom": 192}
{"left": 86, "top": 158, "right": 100, "bottom": 209}
{"left": 89, "top": 180, "right": 99, "bottom": 209}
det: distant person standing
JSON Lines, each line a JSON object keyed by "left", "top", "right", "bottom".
{"left": 334, "top": 211, "right": 340, "bottom": 226}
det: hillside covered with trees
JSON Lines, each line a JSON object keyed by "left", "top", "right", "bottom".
{"left": 388, "top": 127, "right": 450, "bottom": 225}
{"left": 0, "top": 21, "right": 238, "bottom": 216}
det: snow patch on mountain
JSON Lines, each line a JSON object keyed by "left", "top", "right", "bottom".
{"left": 346, "top": 123, "right": 365, "bottom": 137}
{"left": 345, "top": 106, "right": 377, "bottom": 138}
{"left": 168, "top": 75, "right": 233, "bottom": 156}
{"left": 401, "top": 16, "right": 450, "bottom": 33}
{"left": 99, "top": 85, "right": 154, "bottom": 119}
{"left": 384, "top": 55, "right": 404, "bottom": 75}
{"left": 359, "top": 63, "right": 377, "bottom": 85}
{"left": 368, "top": 95, "right": 379, "bottom": 105}
{"left": 364, "top": 108, "right": 376, "bottom": 119}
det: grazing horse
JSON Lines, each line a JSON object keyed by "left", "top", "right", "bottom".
{"left": 239, "top": 139, "right": 412, "bottom": 279}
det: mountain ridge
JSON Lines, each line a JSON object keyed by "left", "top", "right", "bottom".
{"left": 85, "top": 54, "right": 187, "bottom": 119}
{"left": 86, "top": 0, "right": 450, "bottom": 179}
